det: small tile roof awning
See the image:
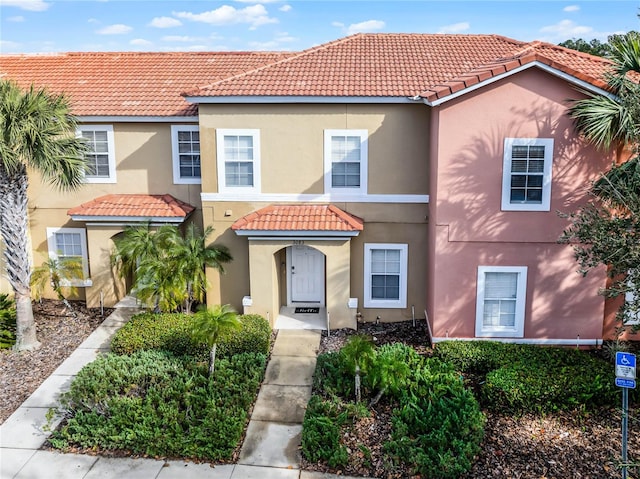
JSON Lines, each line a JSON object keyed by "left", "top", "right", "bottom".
{"left": 232, "top": 204, "right": 364, "bottom": 237}
{"left": 68, "top": 194, "right": 195, "bottom": 224}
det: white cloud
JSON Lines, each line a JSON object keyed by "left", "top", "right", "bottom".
{"left": 96, "top": 24, "right": 133, "bottom": 35}
{"left": 149, "top": 16, "right": 182, "bottom": 28}
{"left": 130, "top": 38, "right": 152, "bottom": 46}
{"left": 88, "top": 18, "right": 99, "bottom": 24}
{"left": 279, "top": 4, "right": 291, "bottom": 12}
{"left": 563, "top": 5, "right": 580, "bottom": 12}
{"left": 249, "top": 31, "right": 297, "bottom": 50}
{"left": 0, "top": 40, "right": 20, "bottom": 51}
{"left": 437, "top": 22, "right": 470, "bottom": 34}
{"left": 0, "top": 0, "right": 50, "bottom": 11}
{"left": 539, "top": 19, "right": 593, "bottom": 40}
{"left": 343, "top": 20, "right": 385, "bottom": 35}
{"left": 234, "top": 0, "right": 279, "bottom": 2}
{"left": 7, "top": 15, "right": 24, "bottom": 22}
{"left": 173, "top": 5, "right": 277, "bottom": 29}
{"left": 332, "top": 21, "right": 344, "bottom": 28}
{"left": 162, "top": 35, "right": 197, "bottom": 42}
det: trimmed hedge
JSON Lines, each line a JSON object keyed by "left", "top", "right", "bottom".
{"left": 50, "top": 350, "right": 266, "bottom": 460}
{"left": 110, "top": 312, "right": 270, "bottom": 358}
{"left": 434, "top": 340, "right": 621, "bottom": 411}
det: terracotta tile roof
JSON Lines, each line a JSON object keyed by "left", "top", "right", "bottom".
{"left": 231, "top": 204, "right": 364, "bottom": 232}
{"left": 189, "top": 33, "right": 615, "bottom": 101}
{"left": 67, "top": 194, "right": 195, "bottom": 219}
{"left": 0, "top": 51, "right": 290, "bottom": 116}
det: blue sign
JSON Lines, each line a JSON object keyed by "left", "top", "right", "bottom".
{"left": 615, "top": 378, "right": 636, "bottom": 389}
{"left": 615, "top": 352, "right": 637, "bottom": 380}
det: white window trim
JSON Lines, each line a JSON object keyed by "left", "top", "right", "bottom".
{"left": 77, "top": 125, "right": 117, "bottom": 184}
{"left": 171, "top": 125, "right": 201, "bottom": 185}
{"left": 324, "top": 129, "right": 368, "bottom": 196}
{"left": 216, "top": 128, "right": 261, "bottom": 194}
{"left": 501, "top": 138, "right": 553, "bottom": 212}
{"left": 624, "top": 272, "right": 640, "bottom": 326}
{"left": 364, "top": 243, "right": 408, "bottom": 308}
{"left": 45, "top": 227, "right": 91, "bottom": 287}
{"left": 475, "top": 266, "right": 527, "bottom": 338}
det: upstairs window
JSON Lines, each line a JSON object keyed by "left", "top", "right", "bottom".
{"left": 78, "top": 125, "right": 116, "bottom": 183}
{"left": 324, "top": 129, "right": 367, "bottom": 195}
{"left": 501, "top": 138, "right": 553, "bottom": 211}
{"left": 171, "top": 125, "right": 201, "bottom": 184}
{"left": 216, "top": 129, "right": 261, "bottom": 194}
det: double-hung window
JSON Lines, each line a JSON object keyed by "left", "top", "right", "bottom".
{"left": 501, "top": 138, "right": 553, "bottom": 211}
{"left": 216, "top": 129, "right": 260, "bottom": 194}
{"left": 364, "top": 243, "right": 408, "bottom": 308}
{"left": 475, "top": 266, "right": 527, "bottom": 337}
{"left": 78, "top": 125, "right": 116, "bottom": 183}
{"left": 171, "top": 125, "right": 201, "bottom": 184}
{"left": 324, "top": 129, "right": 367, "bottom": 195}
{"left": 46, "top": 227, "right": 90, "bottom": 286}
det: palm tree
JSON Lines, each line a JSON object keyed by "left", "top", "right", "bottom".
{"left": 568, "top": 32, "right": 640, "bottom": 151}
{"left": 191, "top": 304, "right": 240, "bottom": 377}
{"left": 31, "top": 257, "right": 85, "bottom": 312}
{"left": 112, "top": 223, "right": 232, "bottom": 313}
{"left": 0, "top": 80, "right": 86, "bottom": 351}
{"left": 341, "top": 334, "right": 375, "bottom": 403}
{"left": 163, "top": 224, "right": 232, "bottom": 313}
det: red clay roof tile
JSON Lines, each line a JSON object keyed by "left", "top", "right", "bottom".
{"left": 0, "top": 52, "right": 290, "bottom": 116}
{"left": 67, "top": 194, "right": 194, "bottom": 218}
{"left": 231, "top": 204, "right": 364, "bottom": 232}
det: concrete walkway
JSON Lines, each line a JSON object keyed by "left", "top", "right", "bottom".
{"left": 0, "top": 306, "right": 369, "bottom": 479}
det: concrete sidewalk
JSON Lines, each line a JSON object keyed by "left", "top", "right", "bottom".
{"left": 0, "top": 307, "right": 370, "bottom": 479}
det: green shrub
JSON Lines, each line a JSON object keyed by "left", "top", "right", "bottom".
{"left": 312, "top": 351, "right": 355, "bottom": 398}
{"left": 50, "top": 350, "right": 266, "bottom": 460}
{"left": 482, "top": 356, "right": 617, "bottom": 413}
{"left": 111, "top": 312, "right": 270, "bottom": 359}
{"left": 217, "top": 314, "right": 271, "bottom": 357}
{"left": 0, "top": 294, "right": 16, "bottom": 349}
{"left": 433, "top": 340, "right": 514, "bottom": 374}
{"left": 385, "top": 357, "right": 485, "bottom": 479}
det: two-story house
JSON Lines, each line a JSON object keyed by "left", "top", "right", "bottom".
{"left": 0, "top": 33, "right": 621, "bottom": 344}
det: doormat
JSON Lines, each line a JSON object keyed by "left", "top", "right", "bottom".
{"left": 295, "top": 307, "right": 320, "bottom": 314}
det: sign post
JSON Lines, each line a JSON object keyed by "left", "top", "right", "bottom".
{"left": 615, "top": 352, "right": 636, "bottom": 479}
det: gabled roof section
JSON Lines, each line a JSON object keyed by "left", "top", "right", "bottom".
{"left": 68, "top": 194, "right": 194, "bottom": 223}
{"left": 232, "top": 204, "right": 364, "bottom": 237}
{"left": 186, "top": 33, "right": 615, "bottom": 103}
{"left": 0, "top": 51, "right": 291, "bottom": 117}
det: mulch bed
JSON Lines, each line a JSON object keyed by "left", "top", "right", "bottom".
{"left": 0, "top": 299, "right": 112, "bottom": 424}
{"left": 304, "top": 319, "right": 640, "bottom": 479}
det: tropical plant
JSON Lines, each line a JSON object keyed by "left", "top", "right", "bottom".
{"left": 191, "top": 304, "right": 241, "bottom": 377}
{"left": 0, "top": 80, "right": 86, "bottom": 350}
{"left": 112, "top": 223, "right": 231, "bottom": 313}
{"left": 30, "top": 256, "right": 84, "bottom": 311}
{"left": 340, "top": 334, "right": 375, "bottom": 402}
{"left": 0, "top": 293, "right": 17, "bottom": 349}
{"left": 562, "top": 32, "right": 640, "bottom": 334}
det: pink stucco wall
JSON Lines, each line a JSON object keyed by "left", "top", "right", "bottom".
{"left": 428, "top": 67, "right": 614, "bottom": 341}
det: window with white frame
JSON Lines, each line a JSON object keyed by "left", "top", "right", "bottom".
{"left": 324, "top": 129, "right": 368, "bottom": 195}
{"left": 78, "top": 125, "right": 116, "bottom": 183}
{"left": 501, "top": 138, "right": 553, "bottom": 211}
{"left": 476, "top": 266, "right": 527, "bottom": 337}
{"left": 364, "top": 243, "right": 408, "bottom": 308}
{"left": 171, "top": 125, "right": 201, "bottom": 184}
{"left": 46, "top": 227, "right": 90, "bottom": 285}
{"left": 624, "top": 273, "right": 640, "bottom": 326}
{"left": 216, "top": 129, "right": 261, "bottom": 193}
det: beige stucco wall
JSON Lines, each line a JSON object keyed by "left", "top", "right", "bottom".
{"left": 428, "top": 67, "right": 614, "bottom": 341}
{"left": 198, "top": 103, "right": 429, "bottom": 195}
{"left": 24, "top": 122, "right": 203, "bottom": 306}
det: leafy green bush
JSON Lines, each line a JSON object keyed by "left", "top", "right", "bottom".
{"left": 482, "top": 357, "right": 617, "bottom": 413}
{"left": 217, "top": 314, "right": 271, "bottom": 357}
{"left": 0, "top": 294, "right": 16, "bottom": 349}
{"left": 50, "top": 350, "right": 265, "bottom": 460}
{"left": 111, "top": 312, "right": 270, "bottom": 359}
{"left": 385, "top": 357, "right": 485, "bottom": 479}
{"left": 305, "top": 345, "right": 485, "bottom": 478}
{"left": 435, "top": 340, "right": 621, "bottom": 411}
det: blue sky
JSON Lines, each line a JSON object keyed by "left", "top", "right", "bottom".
{"left": 1, "top": 0, "right": 639, "bottom": 54}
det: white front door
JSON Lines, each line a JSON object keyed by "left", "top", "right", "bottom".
{"left": 288, "top": 245, "right": 325, "bottom": 304}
